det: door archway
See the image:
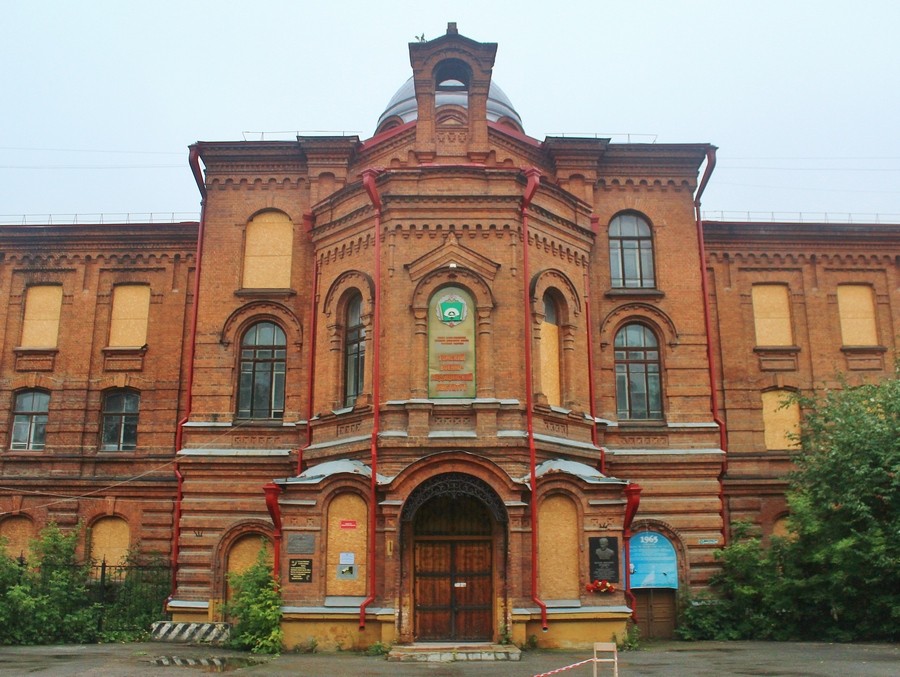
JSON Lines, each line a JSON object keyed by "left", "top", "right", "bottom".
{"left": 630, "top": 530, "right": 679, "bottom": 639}
{"left": 402, "top": 473, "right": 507, "bottom": 642}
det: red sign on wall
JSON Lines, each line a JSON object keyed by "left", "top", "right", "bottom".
{"left": 340, "top": 520, "right": 357, "bottom": 529}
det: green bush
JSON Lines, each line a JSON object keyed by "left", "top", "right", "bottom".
{"left": 0, "top": 523, "right": 100, "bottom": 644}
{"left": 225, "top": 546, "right": 283, "bottom": 654}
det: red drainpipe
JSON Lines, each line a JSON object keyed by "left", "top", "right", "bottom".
{"left": 169, "top": 146, "right": 207, "bottom": 598}
{"left": 521, "top": 167, "right": 549, "bottom": 631}
{"left": 298, "top": 212, "right": 318, "bottom": 476}
{"left": 359, "top": 168, "right": 384, "bottom": 629}
{"left": 622, "top": 483, "right": 642, "bottom": 620}
{"left": 586, "top": 215, "right": 605, "bottom": 475}
{"left": 263, "top": 483, "right": 284, "bottom": 585}
{"left": 693, "top": 147, "right": 728, "bottom": 545}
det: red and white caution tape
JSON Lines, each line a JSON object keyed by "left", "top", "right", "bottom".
{"left": 533, "top": 658, "right": 595, "bottom": 676}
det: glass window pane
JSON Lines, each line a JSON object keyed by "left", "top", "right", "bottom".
{"left": 31, "top": 416, "right": 47, "bottom": 450}
{"left": 122, "top": 416, "right": 138, "bottom": 450}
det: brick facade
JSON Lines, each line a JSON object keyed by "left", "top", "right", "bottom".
{"left": 1, "top": 26, "right": 897, "bottom": 648}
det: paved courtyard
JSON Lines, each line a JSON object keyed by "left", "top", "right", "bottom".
{"left": 0, "top": 640, "right": 896, "bottom": 676}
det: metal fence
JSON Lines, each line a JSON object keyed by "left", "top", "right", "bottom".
{"left": 85, "top": 561, "right": 171, "bottom": 633}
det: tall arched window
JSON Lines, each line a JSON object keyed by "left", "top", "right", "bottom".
{"left": 615, "top": 324, "right": 662, "bottom": 420}
{"left": 609, "top": 213, "right": 656, "bottom": 289}
{"left": 238, "top": 321, "right": 286, "bottom": 419}
{"left": 101, "top": 389, "right": 140, "bottom": 451}
{"left": 344, "top": 294, "right": 365, "bottom": 407}
{"left": 540, "top": 292, "right": 562, "bottom": 407}
{"left": 11, "top": 390, "right": 50, "bottom": 450}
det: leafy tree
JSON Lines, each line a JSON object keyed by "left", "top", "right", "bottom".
{"left": 225, "top": 545, "right": 283, "bottom": 654}
{"left": 781, "top": 370, "right": 900, "bottom": 640}
{"left": 680, "top": 368, "right": 900, "bottom": 641}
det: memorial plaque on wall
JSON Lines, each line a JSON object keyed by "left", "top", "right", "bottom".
{"left": 286, "top": 533, "right": 315, "bottom": 554}
{"left": 288, "top": 558, "right": 313, "bottom": 583}
{"left": 588, "top": 536, "right": 619, "bottom": 582}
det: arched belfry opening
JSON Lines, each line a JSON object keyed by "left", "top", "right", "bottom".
{"left": 401, "top": 473, "right": 507, "bottom": 642}
{"left": 409, "top": 23, "right": 497, "bottom": 161}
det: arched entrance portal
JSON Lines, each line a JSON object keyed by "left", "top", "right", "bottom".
{"left": 402, "top": 473, "right": 507, "bottom": 642}
{"left": 630, "top": 530, "right": 679, "bottom": 639}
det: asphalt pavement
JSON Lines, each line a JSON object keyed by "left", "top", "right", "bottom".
{"left": 0, "top": 640, "right": 896, "bottom": 676}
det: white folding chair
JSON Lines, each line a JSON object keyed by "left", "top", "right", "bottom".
{"left": 593, "top": 642, "right": 619, "bottom": 677}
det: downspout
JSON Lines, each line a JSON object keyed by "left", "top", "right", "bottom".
{"left": 622, "top": 483, "right": 642, "bottom": 620}
{"left": 170, "top": 146, "right": 207, "bottom": 598}
{"left": 521, "top": 167, "right": 548, "bottom": 631}
{"left": 359, "top": 168, "right": 384, "bottom": 629}
{"left": 298, "top": 212, "right": 318, "bottom": 476}
{"left": 263, "top": 483, "right": 284, "bottom": 584}
{"left": 693, "top": 146, "right": 728, "bottom": 544}
{"left": 586, "top": 215, "right": 605, "bottom": 475}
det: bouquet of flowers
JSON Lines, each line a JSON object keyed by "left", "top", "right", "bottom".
{"left": 586, "top": 579, "right": 617, "bottom": 594}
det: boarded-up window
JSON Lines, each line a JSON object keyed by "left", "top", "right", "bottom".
{"left": 90, "top": 516, "right": 130, "bottom": 565}
{"left": 540, "top": 292, "right": 562, "bottom": 407}
{"left": 538, "top": 495, "right": 579, "bottom": 599}
{"left": 21, "top": 285, "right": 63, "bottom": 348}
{"left": 242, "top": 211, "right": 293, "bottom": 289}
{"left": 109, "top": 285, "right": 150, "bottom": 347}
{"left": 752, "top": 284, "right": 793, "bottom": 346}
{"left": 761, "top": 390, "right": 800, "bottom": 450}
{"left": 225, "top": 534, "right": 272, "bottom": 604}
{"left": 772, "top": 516, "right": 791, "bottom": 539}
{"left": 837, "top": 285, "right": 878, "bottom": 346}
{"left": 326, "top": 493, "right": 367, "bottom": 597}
{"left": 0, "top": 516, "right": 34, "bottom": 560}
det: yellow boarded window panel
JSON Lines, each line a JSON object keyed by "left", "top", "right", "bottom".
{"left": 837, "top": 285, "right": 877, "bottom": 346}
{"left": 0, "top": 516, "right": 34, "bottom": 560}
{"left": 243, "top": 211, "right": 293, "bottom": 289}
{"left": 751, "top": 284, "right": 792, "bottom": 346}
{"left": 326, "top": 493, "right": 367, "bottom": 597}
{"left": 538, "top": 494, "right": 579, "bottom": 599}
{"left": 90, "top": 516, "right": 130, "bottom": 565}
{"left": 761, "top": 390, "right": 800, "bottom": 450}
{"left": 109, "top": 285, "right": 151, "bottom": 347}
{"left": 21, "top": 285, "right": 63, "bottom": 348}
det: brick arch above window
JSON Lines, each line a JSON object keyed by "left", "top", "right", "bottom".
{"left": 599, "top": 302, "right": 678, "bottom": 350}
{"left": 411, "top": 267, "right": 494, "bottom": 314}
{"left": 220, "top": 300, "right": 302, "bottom": 348}
{"left": 322, "top": 270, "right": 375, "bottom": 320}
{"left": 530, "top": 268, "right": 581, "bottom": 322}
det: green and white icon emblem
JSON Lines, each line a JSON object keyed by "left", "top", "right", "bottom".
{"left": 436, "top": 294, "right": 467, "bottom": 326}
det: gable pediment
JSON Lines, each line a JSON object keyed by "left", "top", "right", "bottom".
{"left": 405, "top": 232, "right": 501, "bottom": 282}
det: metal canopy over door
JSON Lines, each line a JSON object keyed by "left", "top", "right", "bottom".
{"left": 412, "top": 493, "right": 493, "bottom": 641}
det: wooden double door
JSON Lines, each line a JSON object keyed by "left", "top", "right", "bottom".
{"left": 412, "top": 493, "right": 495, "bottom": 641}
{"left": 633, "top": 588, "right": 676, "bottom": 639}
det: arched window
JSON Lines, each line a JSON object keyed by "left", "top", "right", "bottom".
{"left": 11, "top": 390, "right": 50, "bottom": 450}
{"left": 614, "top": 324, "right": 662, "bottom": 420}
{"left": 101, "top": 389, "right": 140, "bottom": 451}
{"left": 344, "top": 294, "right": 365, "bottom": 407}
{"left": 238, "top": 321, "right": 286, "bottom": 419}
{"left": 541, "top": 292, "right": 562, "bottom": 407}
{"left": 609, "top": 213, "right": 655, "bottom": 289}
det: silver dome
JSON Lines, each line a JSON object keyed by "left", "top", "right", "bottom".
{"left": 376, "top": 76, "right": 523, "bottom": 132}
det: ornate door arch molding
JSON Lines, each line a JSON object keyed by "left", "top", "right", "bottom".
{"left": 401, "top": 472, "right": 508, "bottom": 524}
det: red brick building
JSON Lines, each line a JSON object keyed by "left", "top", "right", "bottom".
{"left": 1, "top": 25, "right": 897, "bottom": 648}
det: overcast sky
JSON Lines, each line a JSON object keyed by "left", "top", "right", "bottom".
{"left": 2, "top": 1, "right": 899, "bottom": 223}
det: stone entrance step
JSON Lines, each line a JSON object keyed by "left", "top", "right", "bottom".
{"left": 387, "top": 643, "right": 521, "bottom": 662}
